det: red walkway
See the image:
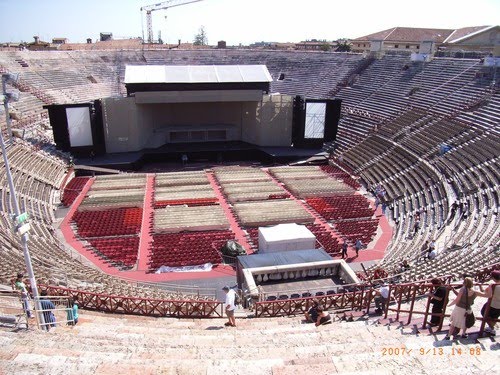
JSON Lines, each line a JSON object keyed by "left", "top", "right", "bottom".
{"left": 136, "top": 174, "right": 154, "bottom": 272}
{"left": 356, "top": 202, "right": 393, "bottom": 262}
{"left": 206, "top": 171, "right": 253, "bottom": 252}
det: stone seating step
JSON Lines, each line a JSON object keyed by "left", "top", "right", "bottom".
{"left": 1, "top": 311, "right": 497, "bottom": 375}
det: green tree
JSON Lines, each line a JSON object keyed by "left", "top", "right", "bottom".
{"left": 335, "top": 39, "right": 352, "bottom": 52}
{"left": 193, "top": 26, "right": 208, "bottom": 46}
{"left": 320, "top": 42, "right": 331, "bottom": 52}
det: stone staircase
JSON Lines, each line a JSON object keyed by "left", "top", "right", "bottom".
{"left": 0, "top": 309, "right": 498, "bottom": 375}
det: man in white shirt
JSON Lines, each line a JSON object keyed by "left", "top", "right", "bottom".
{"left": 374, "top": 283, "right": 390, "bottom": 314}
{"left": 222, "top": 286, "right": 236, "bottom": 327}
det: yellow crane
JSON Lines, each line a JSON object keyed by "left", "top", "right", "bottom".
{"left": 140, "top": 0, "right": 204, "bottom": 44}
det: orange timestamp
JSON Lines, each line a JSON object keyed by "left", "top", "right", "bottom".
{"left": 381, "top": 347, "right": 481, "bottom": 356}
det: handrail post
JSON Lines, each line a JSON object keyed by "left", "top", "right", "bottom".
{"left": 406, "top": 284, "right": 418, "bottom": 325}
{"left": 384, "top": 284, "right": 392, "bottom": 319}
{"left": 436, "top": 288, "right": 451, "bottom": 332}
{"left": 422, "top": 286, "right": 432, "bottom": 329}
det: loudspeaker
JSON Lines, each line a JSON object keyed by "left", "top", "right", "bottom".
{"left": 324, "top": 99, "right": 342, "bottom": 142}
{"left": 291, "top": 95, "right": 305, "bottom": 145}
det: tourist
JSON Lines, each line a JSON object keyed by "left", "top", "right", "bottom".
{"left": 305, "top": 299, "right": 319, "bottom": 323}
{"left": 381, "top": 201, "right": 387, "bottom": 215}
{"left": 419, "top": 241, "right": 429, "bottom": 262}
{"left": 399, "top": 260, "right": 410, "bottom": 273}
{"left": 444, "top": 277, "right": 477, "bottom": 340}
{"left": 427, "top": 278, "right": 447, "bottom": 327}
{"left": 315, "top": 305, "right": 332, "bottom": 326}
{"left": 13, "top": 273, "right": 32, "bottom": 318}
{"left": 67, "top": 297, "right": 79, "bottom": 326}
{"left": 222, "top": 286, "right": 236, "bottom": 327}
{"left": 374, "top": 283, "right": 390, "bottom": 315}
{"left": 341, "top": 239, "right": 348, "bottom": 259}
{"left": 413, "top": 216, "right": 420, "bottom": 235}
{"left": 428, "top": 247, "right": 437, "bottom": 260}
{"left": 39, "top": 290, "right": 57, "bottom": 330}
{"left": 477, "top": 270, "right": 500, "bottom": 335}
{"left": 429, "top": 240, "right": 436, "bottom": 252}
{"left": 355, "top": 239, "right": 363, "bottom": 256}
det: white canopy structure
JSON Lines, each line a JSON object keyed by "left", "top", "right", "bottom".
{"left": 124, "top": 65, "right": 273, "bottom": 84}
{"left": 258, "top": 223, "right": 316, "bottom": 253}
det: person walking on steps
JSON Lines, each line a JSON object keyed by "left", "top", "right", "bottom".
{"left": 355, "top": 239, "right": 363, "bottom": 257}
{"left": 341, "top": 239, "right": 348, "bottom": 259}
{"left": 222, "top": 286, "right": 236, "bottom": 327}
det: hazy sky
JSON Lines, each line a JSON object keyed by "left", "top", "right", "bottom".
{"left": 0, "top": 0, "right": 499, "bottom": 45}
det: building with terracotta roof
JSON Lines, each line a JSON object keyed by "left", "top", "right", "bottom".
{"left": 295, "top": 40, "right": 334, "bottom": 51}
{"left": 352, "top": 25, "right": 499, "bottom": 54}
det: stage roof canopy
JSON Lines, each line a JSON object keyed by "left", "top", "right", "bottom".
{"left": 238, "top": 249, "right": 332, "bottom": 269}
{"left": 124, "top": 65, "right": 273, "bottom": 84}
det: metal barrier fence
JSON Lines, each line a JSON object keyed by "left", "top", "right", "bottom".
{"left": 0, "top": 294, "right": 30, "bottom": 329}
{"left": 254, "top": 263, "right": 500, "bottom": 336}
{"left": 39, "top": 285, "right": 223, "bottom": 318}
{"left": 32, "top": 295, "right": 73, "bottom": 330}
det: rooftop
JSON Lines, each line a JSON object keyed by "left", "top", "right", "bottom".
{"left": 354, "top": 26, "right": 494, "bottom": 43}
{"left": 124, "top": 64, "right": 273, "bottom": 84}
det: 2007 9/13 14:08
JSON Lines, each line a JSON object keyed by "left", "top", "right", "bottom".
{"left": 381, "top": 347, "right": 482, "bottom": 356}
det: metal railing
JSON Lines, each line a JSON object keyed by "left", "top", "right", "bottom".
{"left": 254, "top": 261, "right": 500, "bottom": 333}
{"left": 39, "top": 285, "right": 223, "bottom": 319}
{"left": 32, "top": 295, "right": 72, "bottom": 330}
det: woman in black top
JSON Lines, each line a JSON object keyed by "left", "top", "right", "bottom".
{"left": 428, "top": 278, "right": 447, "bottom": 326}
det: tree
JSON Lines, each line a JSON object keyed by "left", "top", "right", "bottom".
{"left": 193, "top": 26, "right": 208, "bottom": 46}
{"left": 335, "top": 39, "right": 352, "bottom": 52}
{"left": 320, "top": 42, "right": 331, "bottom": 52}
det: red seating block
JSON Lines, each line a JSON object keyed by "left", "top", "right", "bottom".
{"left": 307, "top": 195, "right": 374, "bottom": 221}
{"left": 62, "top": 177, "right": 90, "bottom": 206}
{"left": 305, "top": 224, "right": 341, "bottom": 256}
{"left": 72, "top": 207, "right": 143, "bottom": 237}
{"left": 320, "top": 165, "right": 360, "bottom": 189}
{"left": 87, "top": 236, "right": 139, "bottom": 269}
{"left": 148, "top": 230, "right": 234, "bottom": 271}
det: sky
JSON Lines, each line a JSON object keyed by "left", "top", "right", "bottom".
{"left": 0, "top": 0, "right": 499, "bottom": 45}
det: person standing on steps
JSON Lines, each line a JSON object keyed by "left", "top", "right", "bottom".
{"left": 427, "top": 278, "right": 447, "bottom": 327}
{"left": 13, "top": 272, "right": 32, "bottom": 319}
{"left": 444, "top": 277, "right": 477, "bottom": 340}
{"left": 39, "top": 290, "right": 57, "bottom": 331}
{"left": 341, "top": 239, "right": 348, "bottom": 259}
{"left": 67, "top": 297, "right": 79, "bottom": 326}
{"left": 222, "top": 286, "right": 236, "bottom": 327}
{"left": 414, "top": 218, "right": 420, "bottom": 235}
{"left": 477, "top": 270, "right": 500, "bottom": 336}
{"left": 355, "top": 239, "right": 363, "bottom": 257}
{"left": 374, "top": 282, "right": 390, "bottom": 315}
{"left": 419, "top": 241, "right": 429, "bottom": 263}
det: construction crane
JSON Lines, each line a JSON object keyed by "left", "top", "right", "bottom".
{"left": 140, "top": 0, "right": 204, "bottom": 44}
